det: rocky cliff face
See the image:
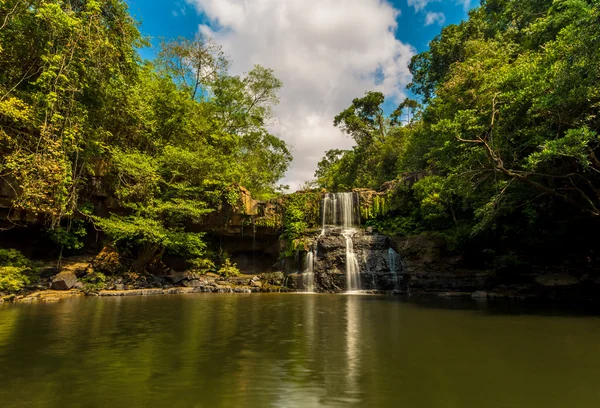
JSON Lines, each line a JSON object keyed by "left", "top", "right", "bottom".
{"left": 392, "top": 234, "right": 495, "bottom": 293}
{"left": 286, "top": 228, "right": 403, "bottom": 293}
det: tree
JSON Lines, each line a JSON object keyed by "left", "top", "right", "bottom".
{"left": 0, "top": 0, "right": 291, "bottom": 272}
{"left": 157, "top": 33, "right": 229, "bottom": 100}
{"left": 391, "top": 98, "right": 421, "bottom": 126}
{"left": 334, "top": 91, "right": 387, "bottom": 145}
{"left": 0, "top": 0, "right": 142, "bottom": 228}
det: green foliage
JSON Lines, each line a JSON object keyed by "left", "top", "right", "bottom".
{"left": 81, "top": 271, "right": 107, "bottom": 293}
{"left": 316, "top": 0, "right": 600, "bottom": 263}
{"left": 0, "top": 266, "right": 31, "bottom": 293}
{"left": 46, "top": 220, "right": 87, "bottom": 251}
{"left": 281, "top": 192, "right": 321, "bottom": 255}
{"left": 359, "top": 194, "right": 391, "bottom": 221}
{"left": 190, "top": 258, "right": 216, "bottom": 273}
{"left": 0, "top": 249, "right": 30, "bottom": 268}
{"left": 0, "top": 249, "right": 34, "bottom": 293}
{"left": 218, "top": 258, "right": 240, "bottom": 278}
{"left": 0, "top": 1, "right": 291, "bottom": 271}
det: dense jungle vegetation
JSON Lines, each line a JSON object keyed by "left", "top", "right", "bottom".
{"left": 1, "top": 0, "right": 600, "bottom": 291}
{"left": 316, "top": 0, "right": 600, "bottom": 267}
{"left": 0, "top": 0, "right": 291, "bottom": 282}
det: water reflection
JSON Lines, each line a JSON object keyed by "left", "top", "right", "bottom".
{"left": 345, "top": 295, "right": 360, "bottom": 403}
{"left": 2, "top": 295, "right": 600, "bottom": 407}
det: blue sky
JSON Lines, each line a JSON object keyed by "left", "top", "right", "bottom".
{"left": 124, "top": 0, "right": 477, "bottom": 189}
{"left": 127, "top": 0, "right": 474, "bottom": 58}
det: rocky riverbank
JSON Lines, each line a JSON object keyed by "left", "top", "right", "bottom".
{"left": 3, "top": 231, "right": 600, "bottom": 304}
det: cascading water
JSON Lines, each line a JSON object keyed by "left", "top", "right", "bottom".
{"left": 343, "top": 230, "right": 360, "bottom": 291}
{"left": 388, "top": 247, "right": 401, "bottom": 290}
{"left": 321, "top": 192, "right": 361, "bottom": 292}
{"left": 302, "top": 249, "right": 315, "bottom": 292}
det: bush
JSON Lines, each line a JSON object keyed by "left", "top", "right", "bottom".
{"left": 81, "top": 271, "right": 107, "bottom": 292}
{"left": 0, "top": 249, "right": 34, "bottom": 293}
{"left": 218, "top": 258, "right": 240, "bottom": 278}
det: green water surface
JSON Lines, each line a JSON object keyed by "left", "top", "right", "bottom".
{"left": 1, "top": 294, "right": 600, "bottom": 407}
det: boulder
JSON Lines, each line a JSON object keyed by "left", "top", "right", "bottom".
{"left": 51, "top": 271, "right": 78, "bottom": 290}
{"left": 260, "top": 272, "right": 284, "bottom": 285}
{"left": 168, "top": 271, "right": 204, "bottom": 285}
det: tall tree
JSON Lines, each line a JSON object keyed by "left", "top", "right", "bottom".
{"left": 157, "top": 33, "right": 229, "bottom": 100}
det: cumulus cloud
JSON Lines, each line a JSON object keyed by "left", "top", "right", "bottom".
{"left": 425, "top": 11, "right": 446, "bottom": 26}
{"left": 184, "top": 0, "right": 415, "bottom": 190}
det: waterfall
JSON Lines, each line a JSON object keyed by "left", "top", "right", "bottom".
{"left": 321, "top": 192, "right": 359, "bottom": 231}
{"left": 302, "top": 249, "right": 315, "bottom": 292}
{"left": 343, "top": 230, "right": 360, "bottom": 291}
{"left": 388, "top": 247, "right": 401, "bottom": 290}
{"left": 321, "top": 192, "right": 361, "bottom": 292}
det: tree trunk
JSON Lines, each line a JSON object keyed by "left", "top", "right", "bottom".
{"left": 131, "top": 243, "right": 162, "bottom": 273}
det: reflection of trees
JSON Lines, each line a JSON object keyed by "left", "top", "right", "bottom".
{"left": 0, "top": 307, "right": 18, "bottom": 350}
{"left": 0, "top": 295, "right": 371, "bottom": 407}
{"left": 4, "top": 295, "right": 600, "bottom": 407}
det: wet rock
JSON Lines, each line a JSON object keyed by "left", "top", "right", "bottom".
{"left": 308, "top": 230, "right": 404, "bottom": 292}
{"left": 250, "top": 280, "right": 262, "bottom": 288}
{"left": 260, "top": 272, "right": 284, "bottom": 285}
{"left": 182, "top": 279, "right": 206, "bottom": 288}
{"left": 168, "top": 271, "right": 204, "bottom": 286}
{"left": 51, "top": 271, "right": 78, "bottom": 290}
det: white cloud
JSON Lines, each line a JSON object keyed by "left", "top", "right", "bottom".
{"left": 172, "top": 2, "right": 188, "bottom": 18}
{"left": 184, "top": 0, "right": 415, "bottom": 191}
{"left": 457, "top": 0, "right": 472, "bottom": 11}
{"left": 407, "top": 0, "right": 432, "bottom": 12}
{"left": 425, "top": 11, "right": 446, "bottom": 26}
{"left": 408, "top": 0, "right": 471, "bottom": 13}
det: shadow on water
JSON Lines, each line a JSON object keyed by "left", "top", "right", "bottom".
{"left": 364, "top": 293, "right": 600, "bottom": 318}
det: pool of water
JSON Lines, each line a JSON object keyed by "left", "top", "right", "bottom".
{"left": 1, "top": 293, "right": 600, "bottom": 407}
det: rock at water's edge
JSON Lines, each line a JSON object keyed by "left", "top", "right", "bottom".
{"left": 51, "top": 271, "right": 78, "bottom": 290}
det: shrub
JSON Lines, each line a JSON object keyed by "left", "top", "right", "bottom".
{"left": 0, "top": 249, "right": 34, "bottom": 293}
{"left": 218, "top": 258, "right": 240, "bottom": 278}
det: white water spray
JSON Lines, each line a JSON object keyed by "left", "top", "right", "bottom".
{"left": 321, "top": 192, "right": 361, "bottom": 292}
{"left": 303, "top": 249, "right": 315, "bottom": 292}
